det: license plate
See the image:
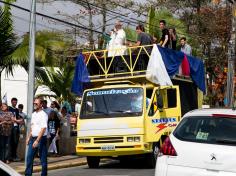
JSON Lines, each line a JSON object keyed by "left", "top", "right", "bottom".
{"left": 101, "top": 145, "right": 115, "bottom": 151}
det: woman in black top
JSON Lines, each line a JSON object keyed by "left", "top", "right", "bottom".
{"left": 48, "top": 111, "right": 60, "bottom": 155}
{"left": 169, "top": 28, "right": 177, "bottom": 50}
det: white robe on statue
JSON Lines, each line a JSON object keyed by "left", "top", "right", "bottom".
{"left": 107, "top": 29, "right": 127, "bottom": 57}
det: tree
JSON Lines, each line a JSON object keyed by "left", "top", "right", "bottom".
{"left": 11, "top": 30, "right": 72, "bottom": 67}
{"left": 38, "top": 0, "right": 135, "bottom": 49}
{"left": 36, "top": 64, "right": 75, "bottom": 102}
{"left": 0, "top": 0, "right": 18, "bottom": 98}
{"left": 146, "top": 8, "right": 187, "bottom": 41}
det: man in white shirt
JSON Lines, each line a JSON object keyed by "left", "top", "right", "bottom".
{"left": 25, "top": 98, "right": 48, "bottom": 176}
{"left": 107, "top": 20, "right": 127, "bottom": 57}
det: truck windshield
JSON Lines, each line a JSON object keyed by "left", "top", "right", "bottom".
{"left": 80, "top": 88, "right": 143, "bottom": 119}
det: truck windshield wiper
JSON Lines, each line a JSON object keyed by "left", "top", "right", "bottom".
{"left": 93, "top": 111, "right": 109, "bottom": 116}
{"left": 216, "top": 139, "right": 236, "bottom": 145}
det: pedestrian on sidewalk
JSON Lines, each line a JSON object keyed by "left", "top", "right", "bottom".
{"left": 0, "top": 103, "right": 14, "bottom": 164}
{"left": 48, "top": 111, "right": 60, "bottom": 155}
{"left": 9, "top": 97, "right": 23, "bottom": 162}
{"left": 25, "top": 98, "right": 48, "bottom": 176}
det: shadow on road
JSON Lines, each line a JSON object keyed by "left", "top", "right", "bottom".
{"left": 85, "top": 158, "right": 153, "bottom": 170}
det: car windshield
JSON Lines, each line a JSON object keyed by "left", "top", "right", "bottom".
{"left": 80, "top": 88, "right": 143, "bottom": 119}
{"left": 173, "top": 115, "right": 236, "bottom": 146}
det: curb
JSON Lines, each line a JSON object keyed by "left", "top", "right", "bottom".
{"left": 17, "top": 159, "right": 87, "bottom": 174}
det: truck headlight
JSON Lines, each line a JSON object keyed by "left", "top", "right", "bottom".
{"left": 134, "top": 137, "right": 140, "bottom": 142}
{"left": 127, "top": 137, "right": 140, "bottom": 142}
{"left": 79, "top": 139, "right": 91, "bottom": 144}
{"left": 127, "top": 137, "right": 134, "bottom": 142}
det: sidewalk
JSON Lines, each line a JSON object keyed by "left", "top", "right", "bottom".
{"left": 9, "top": 155, "right": 87, "bottom": 174}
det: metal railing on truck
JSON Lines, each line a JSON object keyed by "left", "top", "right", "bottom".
{"left": 83, "top": 45, "right": 191, "bottom": 83}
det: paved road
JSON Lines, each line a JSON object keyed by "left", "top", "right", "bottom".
{"left": 35, "top": 159, "right": 155, "bottom": 176}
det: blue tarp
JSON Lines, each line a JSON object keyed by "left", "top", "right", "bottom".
{"left": 187, "top": 55, "right": 206, "bottom": 94}
{"left": 71, "top": 53, "right": 90, "bottom": 96}
{"left": 158, "top": 46, "right": 184, "bottom": 76}
{"left": 157, "top": 45, "right": 206, "bottom": 94}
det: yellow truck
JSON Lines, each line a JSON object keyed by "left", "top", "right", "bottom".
{"left": 76, "top": 45, "right": 203, "bottom": 168}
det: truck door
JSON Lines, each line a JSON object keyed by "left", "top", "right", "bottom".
{"left": 144, "top": 86, "right": 181, "bottom": 142}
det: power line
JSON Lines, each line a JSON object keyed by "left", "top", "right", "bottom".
{"left": 12, "top": 14, "right": 66, "bottom": 32}
{"left": 78, "top": 0, "right": 164, "bottom": 33}
{"left": 0, "top": 0, "right": 104, "bottom": 35}
{"left": 107, "top": 0, "right": 148, "bottom": 17}
{"left": 78, "top": 0, "right": 146, "bottom": 26}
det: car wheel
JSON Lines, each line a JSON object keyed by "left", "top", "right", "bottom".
{"left": 145, "top": 143, "right": 160, "bottom": 168}
{"left": 87, "top": 156, "right": 100, "bottom": 168}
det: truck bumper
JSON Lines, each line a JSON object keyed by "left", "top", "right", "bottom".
{"left": 76, "top": 143, "right": 152, "bottom": 157}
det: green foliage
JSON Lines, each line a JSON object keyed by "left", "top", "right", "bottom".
{"left": 12, "top": 30, "right": 72, "bottom": 66}
{"left": 124, "top": 26, "right": 137, "bottom": 42}
{"left": 146, "top": 8, "right": 188, "bottom": 41}
{"left": 0, "top": 3, "right": 17, "bottom": 75}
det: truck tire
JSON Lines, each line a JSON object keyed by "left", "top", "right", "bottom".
{"left": 87, "top": 156, "right": 100, "bottom": 168}
{"left": 145, "top": 143, "right": 159, "bottom": 168}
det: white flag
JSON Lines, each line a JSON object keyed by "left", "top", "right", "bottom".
{"left": 146, "top": 44, "right": 173, "bottom": 86}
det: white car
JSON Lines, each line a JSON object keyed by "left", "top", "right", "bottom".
{"left": 155, "top": 108, "right": 236, "bottom": 176}
{"left": 0, "top": 161, "right": 21, "bottom": 176}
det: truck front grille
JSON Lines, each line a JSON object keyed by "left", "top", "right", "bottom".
{"left": 94, "top": 137, "right": 123, "bottom": 143}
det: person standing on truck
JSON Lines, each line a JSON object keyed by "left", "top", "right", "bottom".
{"left": 169, "top": 27, "right": 177, "bottom": 50}
{"left": 107, "top": 20, "right": 127, "bottom": 57}
{"left": 130, "top": 24, "right": 152, "bottom": 47}
{"left": 159, "top": 20, "right": 170, "bottom": 48}
{"left": 180, "top": 37, "right": 192, "bottom": 55}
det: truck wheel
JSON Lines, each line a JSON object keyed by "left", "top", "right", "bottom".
{"left": 87, "top": 156, "right": 100, "bottom": 168}
{"left": 145, "top": 143, "right": 159, "bottom": 168}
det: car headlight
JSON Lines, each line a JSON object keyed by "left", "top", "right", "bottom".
{"left": 127, "top": 137, "right": 134, "bottom": 142}
{"left": 79, "top": 139, "right": 91, "bottom": 144}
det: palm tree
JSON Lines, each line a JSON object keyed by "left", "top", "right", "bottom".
{"left": 12, "top": 30, "right": 71, "bottom": 67}
{"left": 0, "top": 1, "right": 18, "bottom": 98}
{"left": 11, "top": 30, "right": 73, "bottom": 95}
{"left": 36, "top": 64, "right": 75, "bottom": 102}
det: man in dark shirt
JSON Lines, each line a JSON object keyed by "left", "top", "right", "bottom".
{"left": 159, "top": 20, "right": 170, "bottom": 48}
{"left": 132, "top": 24, "right": 152, "bottom": 46}
{"left": 129, "top": 24, "right": 153, "bottom": 70}
{"left": 9, "top": 97, "right": 23, "bottom": 161}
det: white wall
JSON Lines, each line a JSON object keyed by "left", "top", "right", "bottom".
{"left": 1, "top": 66, "right": 56, "bottom": 113}
{"left": 1, "top": 66, "right": 28, "bottom": 112}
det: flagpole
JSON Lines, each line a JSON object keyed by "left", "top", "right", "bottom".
{"left": 25, "top": 0, "right": 36, "bottom": 166}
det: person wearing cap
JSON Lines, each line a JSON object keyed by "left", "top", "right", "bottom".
{"left": 107, "top": 20, "right": 127, "bottom": 57}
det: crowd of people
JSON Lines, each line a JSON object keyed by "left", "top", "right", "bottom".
{"left": 107, "top": 19, "right": 192, "bottom": 57}
{"left": 0, "top": 97, "right": 80, "bottom": 166}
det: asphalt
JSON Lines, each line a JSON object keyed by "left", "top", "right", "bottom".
{"left": 9, "top": 155, "right": 87, "bottom": 175}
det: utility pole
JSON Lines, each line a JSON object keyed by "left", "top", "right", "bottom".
{"left": 226, "top": 0, "right": 236, "bottom": 107}
{"left": 25, "top": 0, "right": 36, "bottom": 165}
